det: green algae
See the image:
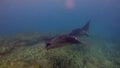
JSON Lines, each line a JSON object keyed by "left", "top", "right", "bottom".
{"left": 0, "top": 32, "right": 120, "bottom": 68}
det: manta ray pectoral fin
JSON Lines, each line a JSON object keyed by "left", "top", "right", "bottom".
{"left": 69, "top": 19, "right": 91, "bottom": 37}
{"left": 81, "top": 19, "right": 90, "bottom": 31}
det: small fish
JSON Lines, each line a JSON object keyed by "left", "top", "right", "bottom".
{"left": 45, "top": 34, "right": 81, "bottom": 50}
{"left": 69, "top": 20, "right": 90, "bottom": 37}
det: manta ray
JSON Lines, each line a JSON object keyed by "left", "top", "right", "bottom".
{"left": 45, "top": 20, "right": 90, "bottom": 50}
{"left": 69, "top": 20, "right": 90, "bottom": 37}
{"left": 45, "top": 34, "right": 81, "bottom": 50}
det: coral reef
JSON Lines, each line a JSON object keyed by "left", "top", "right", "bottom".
{"left": 0, "top": 32, "right": 120, "bottom": 68}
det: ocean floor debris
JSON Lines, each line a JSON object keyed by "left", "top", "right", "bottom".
{"left": 0, "top": 32, "right": 120, "bottom": 68}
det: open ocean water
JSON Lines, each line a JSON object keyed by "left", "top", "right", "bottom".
{"left": 0, "top": 0, "right": 120, "bottom": 68}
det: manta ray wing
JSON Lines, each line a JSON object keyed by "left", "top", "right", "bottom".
{"left": 69, "top": 20, "right": 91, "bottom": 37}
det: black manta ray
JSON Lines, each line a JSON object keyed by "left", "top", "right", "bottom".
{"left": 45, "top": 20, "right": 90, "bottom": 50}
{"left": 69, "top": 20, "right": 90, "bottom": 37}
{"left": 45, "top": 34, "right": 81, "bottom": 50}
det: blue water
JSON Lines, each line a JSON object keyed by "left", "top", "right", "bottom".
{"left": 0, "top": 0, "right": 120, "bottom": 39}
